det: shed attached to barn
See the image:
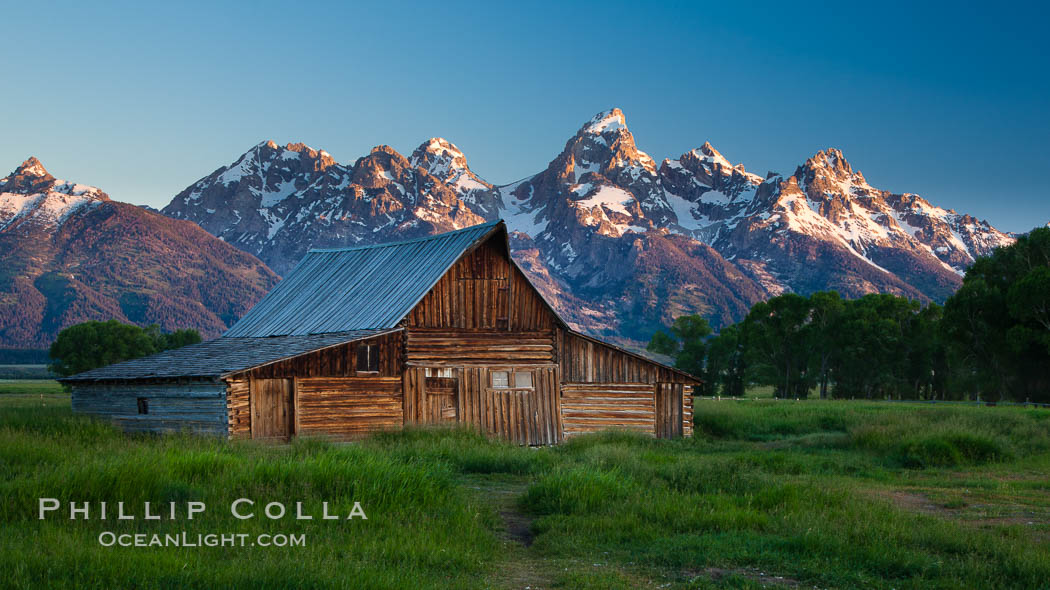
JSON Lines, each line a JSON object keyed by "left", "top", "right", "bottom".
{"left": 62, "top": 221, "right": 698, "bottom": 444}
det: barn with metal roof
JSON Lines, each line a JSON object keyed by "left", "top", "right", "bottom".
{"left": 63, "top": 220, "right": 697, "bottom": 443}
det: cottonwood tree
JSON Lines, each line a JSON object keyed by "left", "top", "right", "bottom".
{"left": 647, "top": 314, "right": 712, "bottom": 380}
{"left": 49, "top": 320, "right": 201, "bottom": 377}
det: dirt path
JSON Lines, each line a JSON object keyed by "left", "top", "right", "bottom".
{"left": 464, "top": 475, "right": 556, "bottom": 590}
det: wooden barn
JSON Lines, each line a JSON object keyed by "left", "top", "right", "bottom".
{"left": 62, "top": 221, "right": 698, "bottom": 444}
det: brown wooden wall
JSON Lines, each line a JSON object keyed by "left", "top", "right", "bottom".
{"left": 405, "top": 329, "right": 554, "bottom": 366}
{"left": 560, "top": 382, "right": 694, "bottom": 439}
{"left": 227, "top": 378, "right": 251, "bottom": 439}
{"left": 403, "top": 365, "right": 562, "bottom": 445}
{"left": 405, "top": 240, "right": 556, "bottom": 332}
{"left": 245, "top": 332, "right": 402, "bottom": 379}
{"left": 560, "top": 383, "right": 656, "bottom": 437}
{"left": 683, "top": 386, "right": 693, "bottom": 438}
{"left": 296, "top": 376, "right": 403, "bottom": 439}
{"left": 557, "top": 329, "right": 697, "bottom": 385}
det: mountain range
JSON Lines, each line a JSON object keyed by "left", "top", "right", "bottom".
{"left": 0, "top": 158, "right": 278, "bottom": 348}
{"left": 162, "top": 109, "right": 1013, "bottom": 343}
{"left": 0, "top": 109, "right": 1018, "bottom": 348}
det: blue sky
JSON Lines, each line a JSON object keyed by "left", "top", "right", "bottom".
{"left": 2, "top": 0, "right": 1047, "bottom": 232}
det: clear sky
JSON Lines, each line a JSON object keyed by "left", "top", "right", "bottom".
{"left": 2, "top": 1, "right": 1047, "bottom": 233}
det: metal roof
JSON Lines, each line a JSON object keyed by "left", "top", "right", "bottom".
{"left": 60, "top": 329, "right": 397, "bottom": 382}
{"left": 61, "top": 219, "right": 698, "bottom": 383}
{"left": 224, "top": 220, "right": 504, "bottom": 337}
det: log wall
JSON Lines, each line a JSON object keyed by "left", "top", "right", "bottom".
{"left": 71, "top": 381, "right": 227, "bottom": 436}
{"left": 405, "top": 329, "right": 554, "bottom": 366}
{"left": 226, "top": 378, "right": 250, "bottom": 439}
{"left": 295, "top": 376, "right": 403, "bottom": 439}
{"left": 560, "top": 382, "right": 656, "bottom": 437}
{"left": 683, "top": 386, "right": 693, "bottom": 438}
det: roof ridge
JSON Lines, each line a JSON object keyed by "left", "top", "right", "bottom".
{"left": 308, "top": 220, "right": 504, "bottom": 253}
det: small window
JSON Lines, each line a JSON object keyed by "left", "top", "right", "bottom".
{"left": 356, "top": 344, "right": 379, "bottom": 372}
{"left": 136, "top": 398, "right": 149, "bottom": 415}
{"left": 425, "top": 367, "right": 454, "bottom": 378}
{"left": 490, "top": 371, "right": 533, "bottom": 389}
{"left": 491, "top": 371, "right": 510, "bottom": 388}
{"left": 514, "top": 371, "right": 533, "bottom": 388}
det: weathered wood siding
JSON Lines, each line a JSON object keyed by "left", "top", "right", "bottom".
{"left": 245, "top": 332, "right": 401, "bottom": 379}
{"left": 560, "top": 383, "right": 656, "bottom": 437}
{"left": 683, "top": 386, "right": 693, "bottom": 438}
{"left": 226, "top": 378, "right": 251, "bottom": 439}
{"left": 655, "top": 383, "right": 684, "bottom": 439}
{"left": 295, "top": 376, "right": 403, "bottom": 439}
{"left": 404, "top": 365, "right": 561, "bottom": 445}
{"left": 71, "top": 381, "right": 227, "bottom": 435}
{"left": 251, "top": 378, "right": 294, "bottom": 440}
{"left": 406, "top": 240, "right": 556, "bottom": 332}
{"left": 405, "top": 329, "right": 554, "bottom": 366}
{"left": 558, "top": 329, "right": 695, "bottom": 384}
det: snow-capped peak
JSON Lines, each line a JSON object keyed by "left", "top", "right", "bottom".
{"left": 0, "top": 158, "right": 108, "bottom": 232}
{"left": 14, "top": 157, "right": 52, "bottom": 179}
{"left": 580, "top": 108, "right": 627, "bottom": 136}
{"left": 695, "top": 142, "right": 732, "bottom": 169}
{"left": 411, "top": 138, "right": 469, "bottom": 173}
{"left": 801, "top": 148, "right": 859, "bottom": 181}
{"left": 410, "top": 138, "right": 492, "bottom": 196}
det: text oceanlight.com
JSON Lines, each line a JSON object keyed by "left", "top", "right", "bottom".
{"left": 98, "top": 532, "right": 307, "bottom": 547}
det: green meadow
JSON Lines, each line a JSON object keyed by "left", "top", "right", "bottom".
{"left": 1, "top": 383, "right": 1048, "bottom": 589}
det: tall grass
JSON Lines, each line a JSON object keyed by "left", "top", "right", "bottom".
{"left": 0, "top": 398, "right": 499, "bottom": 589}
{"left": 2, "top": 393, "right": 1048, "bottom": 589}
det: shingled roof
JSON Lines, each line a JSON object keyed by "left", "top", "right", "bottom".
{"left": 224, "top": 221, "right": 504, "bottom": 337}
{"left": 60, "top": 329, "right": 397, "bottom": 382}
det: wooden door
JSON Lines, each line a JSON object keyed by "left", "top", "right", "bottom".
{"left": 424, "top": 373, "right": 459, "bottom": 423}
{"left": 655, "top": 383, "right": 684, "bottom": 439}
{"left": 251, "top": 378, "right": 294, "bottom": 440}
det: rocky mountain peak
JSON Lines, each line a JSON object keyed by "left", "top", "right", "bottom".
{"left": 801, "top": 148, "right": 856, "bottom": 179}
{"left": 409, "top": 138, "right": 493, "bottom": 198}
{"left": 15, "top": 157, "right": 52, "bottom": 179}
{"left": 410, "top": 138, "right": 470, "bottom": 177}
{"left": 2, "top": 157, "right": 58, "bottom": 194}
{"left": 579, "top": 108, "right": 627, "bottom": 136}
{"left": 556, "top": 109, "right": 657, "bottom": 181}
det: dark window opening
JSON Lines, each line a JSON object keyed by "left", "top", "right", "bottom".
{"left": 136, "top": 398, "right": 149, "bottom": 415}
{"left": 356, "top": 343, "right": 379, "bottom": 372}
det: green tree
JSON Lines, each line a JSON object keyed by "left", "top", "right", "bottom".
{"left": 806, "top": 291, "right": 844, "bottom": 399}
{"left": 704, "top": 323, "right": 749, "bottom": 396}
{"left": 943, "top": 226, "right": 1050, "bottom": 402}
{"left": 744, "top": 293, "right": 813, "bottom": 398}
{"left": 647, "top": 314, "right": 712, "bottom": 379}
{"left": 49, "top": 320, "right": 201, "bottom": 378}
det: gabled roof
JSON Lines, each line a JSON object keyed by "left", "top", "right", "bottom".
{"left": 62, "top": 219, "right": 699, "bottom": 384}
{"left": 60, "top": 329, "right": 398, "bottom": 382}
{"left": 224, "top": 221, "right": 504, "bottom": 337}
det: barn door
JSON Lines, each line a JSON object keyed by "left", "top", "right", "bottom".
{"left": 251, "top": 378, "right": 294, "bottom": 440}
{"left": 424, "top": 369, "right": 459, "bottom": 423}
{"left": 655, "top": 383, "right": 684, "bottom": 439}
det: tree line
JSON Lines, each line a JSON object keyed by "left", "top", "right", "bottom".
{"left": 49, "top": 320, "right": 202, "bottom": 378}
{"left": 650, "top": 227, "right": 1050, "bottom": 403}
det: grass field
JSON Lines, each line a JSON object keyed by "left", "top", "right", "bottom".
{"left": 2, "top": 382, "right": 1049, "bottom": 589}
